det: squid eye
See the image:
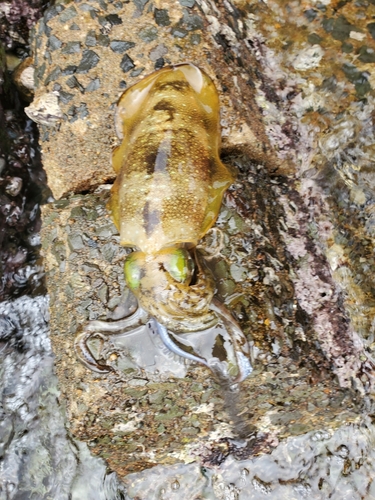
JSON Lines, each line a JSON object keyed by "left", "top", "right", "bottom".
{"left": 164, "top": 249, "right": 195, "bottom": 284}
{"left": 124, "top": 252, "right": 142, "bottom": 290}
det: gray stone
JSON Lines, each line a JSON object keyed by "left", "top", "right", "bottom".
{"left": 120, "top": 54, "right": 135, "bottom": 73}
{"left": 76, "top": 50, "right": 100, "bottom": 73}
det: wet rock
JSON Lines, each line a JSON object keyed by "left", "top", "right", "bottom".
{"left": 85, "top": 30, "right": 97, "bottom": 47}
{"left": 98, "top": 34, "right": 110, "bottom": 47}
{"left": 110, "top": 40, "right": 135, "bottom": 53}
{"left": 133, "top": 0, "right": 150, "bottom": 13}
{"left": 85, "top": 78, "right": 100, "bottom": 92}
{"left": 41, "top": 157, "right": 367, "bottom": 478}
{"left": 154, "top": 58, "right": 164, "bottom": 70}
{"left": 12, "top": 57, "right": 35, "bottom": 101}
{"left": 149, "top": 44, "right": 168, "bottom": 61}
{"left": 8, "top": 1, "right": 375, "bottom": 497}
{"left": 24, "top": 91, "right": 63, "bottom": 126}
{"left": 4, "top": 177, "right": 22, "bottom": 196}
{"left": 48, "top": 34, "right": 62, "bottom": 51}
{"left": 358, "top": 45, "right": 375, "bottom": 63}
{"left": 0, "top": 49, "right": 46, "bottom": 302}
{"left": 104, "top": 14, "right": 122, "bottom": 26}
{"left": 61, "top": 65, "right": 77, "bottom": 76}
{"left": 179, "top": 0, "right": 195, "bottom": 7}
{"left": 28, "top": 0, "right": 273, "bottom": 198}
{"left": 61, "top": 41, "right": 81, "bottom": 55}
{"left": 171, "top": 27, "right": 187, "bottom": 38}
{"left": 44, "top": 4, "right": 64, "bottom": 23}
{"left": 154, "top": 9, "right": 170, "bottom": 27}
{"left": 58, "top": 90, "right": 74, "bottom": 104}
{"left": 76, "top": 49, "right": 100, "bottom": 73}
{"left": 58, "top": 5, "right": 77, "bottom": 23}
{"left": 138, "top": 25, "right": 158, "bottom": 43}
{"left": 120, "top": 54, "right": 135, "bottom": 73}
{"left": 44, "top": 66, "right": 61, "bottom": 85}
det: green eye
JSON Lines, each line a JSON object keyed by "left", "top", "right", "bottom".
{"left": 124, "top": 253, "right": 142, "bottom": 290}
{"left": 165, "top": 249, "right": 194, "bottom": 283}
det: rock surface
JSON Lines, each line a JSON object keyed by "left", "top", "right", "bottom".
{"left": 29, "top": 0, "right": 276, "bottom": 199}
{"left": 34, "top": 0, "right": 375, "bottom": 490}
{"left": 41, "top": 159, "right": 363, "bottom": 477}
{"left": 4, "top": 0, "right": 375, "bottom": 497}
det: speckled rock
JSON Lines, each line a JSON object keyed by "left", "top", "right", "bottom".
{"left": 37, "top": 0, "right": 375, "bottom": 486}
{"left": 28, "top": 0, "right": 276, "bottom": 199}
{"left": 6, "top": 0, "right": 375, "bottom": 496}
{"left": 41, "top": 157, "right": 364, "bottom": 478}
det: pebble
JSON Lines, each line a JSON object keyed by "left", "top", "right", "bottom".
{"left": 120, "top": 54, "right": 135, "bottom": 73}
{"left": 76, "top": 50, "right": 100, "bottom": 73}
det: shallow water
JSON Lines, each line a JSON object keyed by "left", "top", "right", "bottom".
{"left": 0, "top": 295, "right": 127, "bottom": 499}
{"left": 2, "top": 296, "right": 375, "bottom": 499}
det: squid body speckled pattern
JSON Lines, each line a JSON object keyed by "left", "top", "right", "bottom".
{"left": 75, "top": 63, "right": 252, "bottom": 383}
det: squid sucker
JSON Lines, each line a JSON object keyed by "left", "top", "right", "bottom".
{"left": 75, "top": 63, "right": 252, "bottom": 384}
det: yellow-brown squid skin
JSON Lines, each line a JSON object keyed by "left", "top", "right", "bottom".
{"left": 108, "top": 63, "right": 234, "bottom": 331}
{"left": 109, "top": 63, "right": 233, "bottom": 253}
{"left": 75, "top": 63, "right": 252, "bottom": 382}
